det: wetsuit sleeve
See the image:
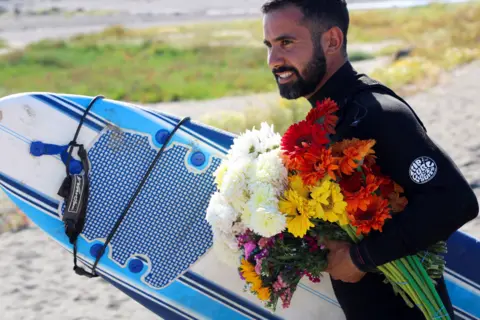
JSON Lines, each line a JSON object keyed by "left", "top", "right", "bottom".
{"left": 349, "top": 94, "right": 479, "bottom": 271}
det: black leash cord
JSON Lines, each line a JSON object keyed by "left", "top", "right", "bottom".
{"left": 65, "top": 95, "right": 104, "bottom": 176}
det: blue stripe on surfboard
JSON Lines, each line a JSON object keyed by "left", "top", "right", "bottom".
{"left": 0, "top": 123, "right": 31, "bottom": 144}
{"left": 446, "top": 269, "right": 480, "bottom": 297}
{"left": 445, "top": 275, "right": 480, "bottom": 319}
{"left": 159, "top": 112, "right": 236, "bottom": 150}
{"left": 50, "top": 94, "right": 109, "bottom": 126}
{"left": 0, "top": 182, "right": 58, "bottom": 218}
{"left": 105, "top": 276, "right": 198, "bottom": 320}
{"left": 181, "top": 271, "right": 281, "bottom": 320}
{"left": 445, "top": 232, "right": 480, "bottom": 286}
{"left": 144, "top": 110, "right": 229, "bottom": 154}
{"left": 0, "top": 172, "right": 59, "bottom": 214}
{"left": 454, "top": 306, "right": 478, "bottom": 320}
{"left": 31, "top": 94, "right": 103, "bottom": 132}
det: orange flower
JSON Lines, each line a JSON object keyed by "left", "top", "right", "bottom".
{"left": 348, "top": 195, "right": 392, "bottom": 235}
{"left": 300, "top": 145, "right": 339, "bottom": 185}
{"left": 332, "top": 139, "right": 376, "bottom": 176}
{"left": 306, "top": 98, "right": 340, "bottom": 134}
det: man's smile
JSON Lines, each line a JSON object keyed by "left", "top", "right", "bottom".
{"left": 276, "top": 71, "right": 296, "bottom": 84}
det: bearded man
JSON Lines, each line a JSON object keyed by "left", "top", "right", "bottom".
{"left": 261, "top": 1, "right": 479, "bottom": 319}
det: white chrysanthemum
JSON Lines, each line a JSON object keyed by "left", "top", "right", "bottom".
{"left": 213, "top": 160, "right": 229, "bottom": 191}
{"left": 227, "top": 129, "right": 262, "bottom": 161}
{"left": 205, "top": 192, "right": 238, "bottom": 232}
{"left": 241, "top": 204, "right": 253, "bottom": 228}
{"left": 258, "top": 122, "right": 282, "bottom": 153}
{"left": 252, "top": 149, "right": 288, "bottom": 192}
{"left": 221, "top": 157, "right": 251, "bottom": 206}
{"left": 249, "top": 206, "right": 287, "bottom": 237}
{"left": 247, "top": 183, "right": 278, "bottom": 212}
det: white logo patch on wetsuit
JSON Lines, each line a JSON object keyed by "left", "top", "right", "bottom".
{"left": 409, "top": 156, "right": 437, "bottom": 184}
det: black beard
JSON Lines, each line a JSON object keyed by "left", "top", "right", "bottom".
{"left": 273, "top": 44, "right": 327, "bottom": 100}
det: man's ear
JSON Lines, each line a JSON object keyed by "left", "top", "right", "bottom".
{"left": 322, "top": 26, "right": 344, "bottom": 55}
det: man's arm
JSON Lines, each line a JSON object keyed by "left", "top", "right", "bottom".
{"left": 349, "top": 93, "right": 479, "bottom": 272}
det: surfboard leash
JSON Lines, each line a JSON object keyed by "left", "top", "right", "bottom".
{"left": 57, "top": 95, "right": 191, "bottom": 278}
{"left": 57, "top": 95, "right": 104, "bottom": 278}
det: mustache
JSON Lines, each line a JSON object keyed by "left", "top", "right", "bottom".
{"left": 272, "top": 66, "right": 299, "bottom": 76}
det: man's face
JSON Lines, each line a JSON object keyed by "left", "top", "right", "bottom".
{"left": 263, "top": 5, "right": 327, "bottom": 100}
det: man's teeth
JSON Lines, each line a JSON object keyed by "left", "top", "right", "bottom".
{"left": 278, "top": 72, "right": 293, "bottom": 79}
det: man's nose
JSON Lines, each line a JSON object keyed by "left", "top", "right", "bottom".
{"left": 268, "top": 48, "right": 284, "bottom": 70}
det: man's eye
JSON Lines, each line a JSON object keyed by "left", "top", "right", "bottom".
{"left": 281, "top": 40, "right": 293, "bottom": 46}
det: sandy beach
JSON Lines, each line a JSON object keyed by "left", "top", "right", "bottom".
{"left": 1, "top": 1, "right": 479, "bottom": 319}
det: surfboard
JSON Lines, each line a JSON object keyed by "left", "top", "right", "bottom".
{"left": 0, "top": 92, "right": 478, "bottom": 320}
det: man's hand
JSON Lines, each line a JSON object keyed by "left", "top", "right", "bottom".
{"left": 324, "top": 239, "right": 366, "bottom": 283}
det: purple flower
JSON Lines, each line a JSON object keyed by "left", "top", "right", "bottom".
{"left": 244, "top": 241, "right": 257, "bottom": 259}
{"left": 254, "top": 248, "right": 269, "bottom": 261}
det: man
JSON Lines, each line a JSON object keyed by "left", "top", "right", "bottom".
{"left": 261, "top": 0, "right": 479, "bottom": 319}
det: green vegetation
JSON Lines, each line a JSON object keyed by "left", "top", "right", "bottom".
{"left": 0, "top": 39, "right": 6, "bottom": 49}
{"left": 0, "top": 2, "right": 478, "bottom": 105}
{"left": 349, "top": 2, "right": 480, "bottom": 95}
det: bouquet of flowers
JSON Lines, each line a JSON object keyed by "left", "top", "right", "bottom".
{"left": 205, "top": 98, "right": 449, "bottom": 319}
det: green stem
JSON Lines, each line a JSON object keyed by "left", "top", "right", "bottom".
{"left": 342, "top": 225, "right": 360, "bottom": 243}
{"left": 409, "top": 256, "right": 451, "bottom": 320}
{"left": 396, "top": 259, "right": 436, "bottom": 319}
{"left": 379, "top": 265, "right": 415, "bottom": 308}
{"left": 404, "top": 257, "right": 441, "bottom": 314}
{"left": 381, "top": 264, "right": 429, "bottom": 318}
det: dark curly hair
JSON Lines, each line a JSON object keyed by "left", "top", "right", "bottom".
{"left": 261, "top": 0, "right": 350, "bottom": 54}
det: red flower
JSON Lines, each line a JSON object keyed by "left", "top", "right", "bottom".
{"left": 306, "top": 98, "right": 340, "bottom": 134}
{"left": 281, "top": 120, "right": 330, "bottom": 170}
{"left": 339, "top": 170, "right": 364, "bottom": 194}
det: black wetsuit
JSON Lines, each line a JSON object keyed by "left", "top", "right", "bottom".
{"left": 307, "top": 61, "right": 479, "bottom": 320}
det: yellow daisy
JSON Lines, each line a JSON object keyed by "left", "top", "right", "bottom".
{"left": 309, "top": 177, "right": 332, "bottom": 219}
{"left": 279, "top": 189, "right": 314, "bottom": 238}
{"left": 288, "top": 175, "right": 310, "bottom": 199}
{"left": 323, "top": 183, "right": 348, "bottom": 225}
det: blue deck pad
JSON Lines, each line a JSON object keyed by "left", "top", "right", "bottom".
{"left": 66, "top": 129, "right": 221, "bottom": 289}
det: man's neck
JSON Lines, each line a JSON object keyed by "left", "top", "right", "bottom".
{"left": 304, "top": 59, "right": 348, "bottom": 102}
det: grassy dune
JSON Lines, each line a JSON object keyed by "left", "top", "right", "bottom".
{"left": 0, "top": 2, "right": 478, "bottom": 105}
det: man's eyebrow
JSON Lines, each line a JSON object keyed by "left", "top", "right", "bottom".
{"left": 263, "top": 34, "right": 297, "bottom": 45}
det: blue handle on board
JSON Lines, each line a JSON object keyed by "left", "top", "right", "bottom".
{"left": 30, "top": 141, "right": 83, "bottom": 174}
